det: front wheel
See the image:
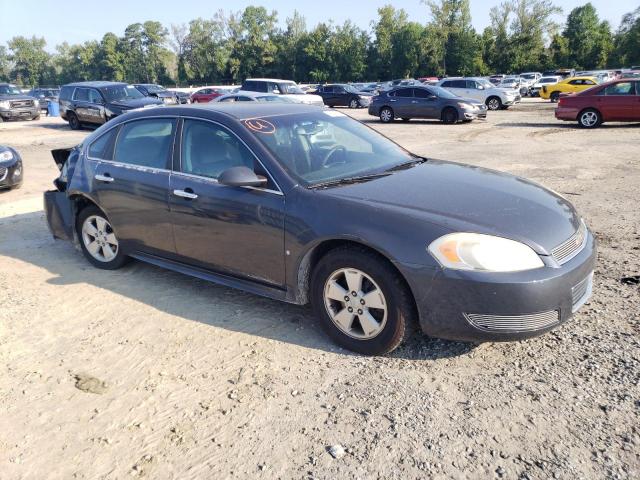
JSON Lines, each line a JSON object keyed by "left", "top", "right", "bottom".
{"left": 379, "top": 107, "right": 394, "bottom": 123}
{"left": 578, "top": 109, "right": 602, "bottom": 129}
{"left": 311, "top": 247, "right": 415, "bottom": 355}
{"left": 550, "top": 92, "right": 561, "bottom": 103}
{"left": 77, "top": 206, "right": 129, "bottom": 270}
{"left": 441, "top": 107, "right": 459, "bottom": 124}
{"left": 486, "top": 97, "right": 502, "bottom": 111}
{"left": 349, "top": 98, "right": 359, "bottom": 109}
{"left": 67, "top": 112, "right": 80, "bottom": 130}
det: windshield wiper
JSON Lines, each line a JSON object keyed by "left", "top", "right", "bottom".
{"left": 384, "top": 156, "right": 428, "bottom": 173}
{"left": 309, "top": 172, "right": 391, "bottom": 189}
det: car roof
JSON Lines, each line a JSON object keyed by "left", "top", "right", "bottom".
{"left": 63, "top": 81, "right": 127, "bottom": 88}
{"left": 564, "top": 76, "right": 597, "bottom": 81}
{"left": 245, "top": 78, "right": 296, "bottom": 84}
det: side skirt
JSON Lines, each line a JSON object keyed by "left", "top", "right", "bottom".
{"left": 129, "top": 252, "right": 294, "bottom": 304}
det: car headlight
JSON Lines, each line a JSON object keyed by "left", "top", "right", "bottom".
{"left": 0, "top": 100, "right": 10, "bottom": 109}
{"left": 428, "top": 233, "right": 544, "bottom": 272}
{"left": 0, "top": 150, "right": 14, "bottom": 161}
{"left": 457, "top": 102, "right": 474, "bottom": 110}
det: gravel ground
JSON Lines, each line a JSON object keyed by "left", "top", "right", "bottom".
{"left": 0, "top": 99, "right": 638, "bottom": 479}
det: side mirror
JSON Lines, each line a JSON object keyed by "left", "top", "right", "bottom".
{"left": 218, "top": 166, "right": 268, "bottom": 188}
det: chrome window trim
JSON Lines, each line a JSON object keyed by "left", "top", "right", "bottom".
{"left": 179, "top": 115, "right": 284, "bottom": 196}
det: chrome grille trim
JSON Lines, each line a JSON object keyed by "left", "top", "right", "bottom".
{"left": 9, "top": 100, "right": 35, "bottom": 109}
{"left": 464, "top": 311, "right": 560, "bottom": 332}
{"left": 552, "top": 221, "right": 587, "bottom": 265}
{"left": 572, "top": 272, "right": 594, "bottom": 313}
{"left": 0, "top": 167, "right": 7, "bottom": 182}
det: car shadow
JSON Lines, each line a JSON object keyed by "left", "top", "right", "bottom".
{"left": 0, "top": 210, "right": 475, "bottom": 361}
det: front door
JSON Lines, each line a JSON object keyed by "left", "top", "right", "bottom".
{"left": 73, "top": 87, "right": 105, "bottom": 125}
{"left": 169, "top": 118, "right": 286, "bottom": 287}
{"left": 411, "top": 88, "right": 440, "bottom": 118}
{"left": 597, "top": 81, "right": 638, "bottom": 121}
{"left": 92, "top": 117, "right": 177, "bottom": 255}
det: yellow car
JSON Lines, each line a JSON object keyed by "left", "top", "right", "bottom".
{"left": 540, "top": 76, "right": 598, "bottom": 102}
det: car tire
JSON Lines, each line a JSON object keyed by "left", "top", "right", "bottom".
{"left": 310, "top": 246, "right": 415, "bottom": 355}
{"left": 67, "top": 112, "right": 81, "bottom": 130}
{"left": 441, "top": 107, "right": 459, "bottom": 124}
{"left": 349, "top": 98, "right": 359, "bottom": 109}
{"left": 578, "top": 108, "right": 602, "bottom": 129}
{"left": 32, "top": 114, "right": 40, "bottom": 121}
{"left": 486, "top": 96, "right": 502, "bottom": 111}
{"left": 550, "top": 92, "right": 561, "bottom": 103}
{"left": 379, "top": 107, "right": 394, "bottom": 123}
{"left": 0, "top": 116, "right": 4, "bottom": 123}
{"left": 77, "top": 206, "right": 129, "bottom": 270}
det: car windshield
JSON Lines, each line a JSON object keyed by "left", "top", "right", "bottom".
{"left": 477, "top": 79, "right": 494, "bottom": 88}
{"left": 102, "top": 85, "right": 145, "bottom": 101}
{"left": 280, "top": 83, "right": 305, "bottom": 94}
{"left": 430, "top": 86, "right": 457, "bottom": 99}
{"left": 256, "top": 96, "right": 294, "bottom": 103}
{"left": 0, "top": 85, "right": 23, "bottom": 95}
{"left": 244, "top": 110, "right": 416, "bottom": 186}
{"left": 145, "top": 85, "right": 166, "bottom": 93}
{"left": 521, "top": 74, "right": 536, "bottom": 80}
{"left": 343, "top": 85, "right": 359, "bottom": 93}
{"left": 540, "top": 78, "right": 558, "bottom": 83}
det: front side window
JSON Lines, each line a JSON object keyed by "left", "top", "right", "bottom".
{"left": 244, "top": 111, "right": 415, "bottom": 186}
{"left": 413, "top": 88, "right": 433, "bottom": 98}
{"left": 181, "top": 119, "right": 255, "bottom": 179}
{"left": 88, "top": 89, "right": 103, "bottom": 104}
{"left": 602, "top": 82, "right": 636, "bottom": 96}
{"left": 394, "top": 88, "right": 413, "bottom": 98}
{"left": 114, "top": 119, "right": 176, "bottom": 169}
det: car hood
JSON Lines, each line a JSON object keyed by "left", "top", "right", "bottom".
{"left": 322, "top": 160, "right": 581, "bottom": 255}
{"left": 109, "top": 97, "right": 163, "bottom": 109}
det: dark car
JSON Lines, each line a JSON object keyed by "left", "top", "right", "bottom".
{"left": 44, "top": 104, "right": 596, "bottom": 355}
{"left": 59, "top": 81, "right": 163, "bottom": 129}
{"left": 555, "top": 79, "right": 640, "bottom": 128}
{"left": 0, "top": 83, "right": 40, "bottom": 122}
{"left": 133, "top": 84, "right": 178, "bottom": 105}
{"left": 27, "top": 87, "right": 61, "bottom": 111}
{"left": 369, "top": 86, "right": 487, "bottom": 123}
{"left": 316, "top": 84, "right": 373, "bottom": 109}
{"left": 169, "top": 90, "right": 191, "bottom": 104}
{"left": 0, "top": 145, "right": 23, "bottom": 190}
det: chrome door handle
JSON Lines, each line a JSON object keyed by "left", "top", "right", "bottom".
{"left": 411, "top": 101, "right": 418, "bottom": 104}
{"left": 389, "top": 99, "right": 397, "bottom": 102}
{"left": 173, "top": 189, "right": 198, "bottom": 200}
{"left": 94, "top": 174, "right": 114, "bottom": 183}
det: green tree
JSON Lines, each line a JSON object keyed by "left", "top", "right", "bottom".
{"left": 371, "top": 6, "right": 409, "bottom": 80}
{"left": 96, "top": 33, "right": 125, "bottom": 81}
{"left": 0, "top": 46, "right": 11, "bottom": 82}
{"left": 328, "top": 21, "right": 369, "bottom": 81}
{"left": 564, "top": 3, "right": 611, "bottom": 69}
{"left": 229, "top": 6, "right": 278, "bottom": 82}
{"left": 6, "top": 36, "right": 50, "bottom": 86}
{"left": 612, "top": 7, "right": 640, "bottom": 66}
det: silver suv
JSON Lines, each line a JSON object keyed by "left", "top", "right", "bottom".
{"left": 436, "top": 77, "right": 521, "bottom": 110}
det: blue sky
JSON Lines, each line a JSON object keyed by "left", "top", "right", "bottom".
{"left": 1, "top": 0, "right": 637, "bottom": 51}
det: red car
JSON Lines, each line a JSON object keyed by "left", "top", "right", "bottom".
{"left": 555, "top": 78, "right": 640, "bottom": 128}
{"left": 190, "top": 87, "right": 226, "bottom": 103}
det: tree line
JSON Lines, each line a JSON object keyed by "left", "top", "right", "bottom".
{"left": 1, "top": 1, "right": 639, "bottom": 87}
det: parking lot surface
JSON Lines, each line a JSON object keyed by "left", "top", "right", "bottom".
{"left": 1, "top": 100, "right": 638, "bottom": 479}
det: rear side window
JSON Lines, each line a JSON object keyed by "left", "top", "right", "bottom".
{"left": 88, "top": 89, "right": 103, "bottom": 103}
{"left": 180, "top": 119, "right": 255, "bottom": 179}
{"left": 88, "top": 126, "right": 119, "bottom": 160}
{"left": 73, "top": 88, "right": 90, "bottom": 101}
{"left": 114, "top": 119, "right": 176, "bottom": 169}
{"left": 602, "top": 82, "right": 636, "bottom": 96}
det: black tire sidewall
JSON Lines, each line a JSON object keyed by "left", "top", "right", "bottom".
{"left": 443, "top": 108, "right": 458, "bottom": 124}
{"left": 310, "top": 248, "right": 412, "bottom": 355}
{"left": 380, "top": 107, "right": 394, "bottom": 123}
{"left": 76, "top": 205, "right": 128, "bottom": 270}
{"left": 68, "top": 112, "right": 80, "bottom": 130}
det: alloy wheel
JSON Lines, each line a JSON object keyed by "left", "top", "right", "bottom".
{"left": 323, "top": 268, "right": 388, "bottom": 340}
{"left": 380, "top": 108, "right": 393, "bottom": 123}
{"left": 487, "top": 98, "right": 500, "bottom": 110}
{"left": 350, "top": 99, "right": 359, "bottom": 109}
{"left": 580, "top": 111, "right": 599, "bottom": 128}
{"left": 81, "top": 215, "right": 119, "bottom": 263}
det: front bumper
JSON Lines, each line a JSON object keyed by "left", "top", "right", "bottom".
{"left": 503, "top": 95, "right": 521, "bottom": 105}
{"left": 399, "top": 230, "right": 597, "bottom": 342}
{"left": 0, "top": 106, "right": 39, "bottom": 120}
{"left": 555, "top": 106, "right": 580, "bottom": 121}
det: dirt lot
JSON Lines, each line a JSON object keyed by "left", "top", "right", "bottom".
{"left": 1, "top": 100, "right": 638, "bottom": 479}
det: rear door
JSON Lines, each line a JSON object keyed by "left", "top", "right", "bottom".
{"left": 389, "top": 88, "right": 414, "bottom": 118}
{"left": 92, "top": 117, "right": 177, "bottom": 255}
{"left": 440, "top": 80, "right": 467, "bottom": 98}
{"left": 169, "top": 118, "right": 286, "bottom": 286}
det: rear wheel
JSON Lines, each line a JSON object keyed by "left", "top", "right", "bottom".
{"left": 67, "top": 112, "right": 80, "bottom": 130}
{"left": 379, "top": 107, "right": 394, "bottom": 123}
{"left": 311, "top": 247, "right": 415, "bottom": 355}
{"left": 486, "top": 96, "right": 502, "bottom": 111}
{"left": 578, "top": 108, "right": 602, "bottom": 129}
{"left": 550, "top": 91, "right": 561, "bottom": 103}
{"left": 77, "top": 206, "right": 128, "bottom": 270}
{"left": 441, "top": 107, "right": 459, "bottom": 124}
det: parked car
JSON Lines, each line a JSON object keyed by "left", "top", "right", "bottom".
{"left": 0, "top": 83, "right": 40, "bottom": 122}
{"left": 170, "top": 90, "right": 191, "bottom": 104}
{"left": 369, "top": 85, "right": 487, "bottom": 123}
{"left": 241, "top": 78, "right": 324, "bottom": 106}
{"left": 555, "top": 79, "right": 639, "bottom": 128}
{"left": 539, "top": 76, "right": 598, "bottom": 102}
{"left": 215, "top": 91, "right": 294, "bottom": 103}
{"left": 133, "top": 84, "right": 178, "bottom": 105}
{"left": 316, "top": 84, "right": 373, "bottom": 108}
{"left": 0, "top": 145, "right": 23, "bottom": 190}
{"left": 436, "top": 77, "right": 521, "bottom": 110}
{"left": 359, "top": 83, "right": 383, "bottom": 94}
{"left": 530, "top": 76, "right": 562, "bottom": 97}
{"left": 190, "top": 87, "right": 227, "bottom": 103}
{"left": 27, "top": 87, "right": 60, "bottom": 111}
{"left": 43, "top": 103, "right": 596, "bottom": 355}
{"left": 489, "top": 74, "right": 506, "bottom": 85}
{"left": 59, "top": 81, "right": 163, "bottom": 129}
{"left": 497, "top": 77, "right": 529, "bottom": 96}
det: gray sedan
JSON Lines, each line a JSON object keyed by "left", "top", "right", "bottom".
{"left": 368, "top": 86, "right": 487, "bottom": 123}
